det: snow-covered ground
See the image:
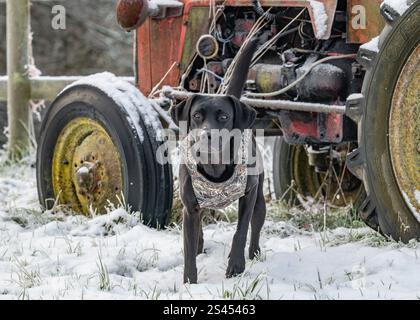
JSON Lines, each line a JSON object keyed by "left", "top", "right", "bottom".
{"left": 1, "top": 152, "right": 420, "bottom": 300}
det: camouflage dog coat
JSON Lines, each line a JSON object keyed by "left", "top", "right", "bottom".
{"left": 180, "top": 130, "right": 252, "bottom": 210}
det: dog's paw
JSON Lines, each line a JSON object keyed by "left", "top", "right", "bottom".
{"left": 184, "top": 269, "right": 198, "bottom": 284}
{"left": 225, "top": 257, "right": 245, "bottom": 278}
{"left": 184, "top": 275, "right": 198, "bottom": 284}
{"left": 249, "top": 246, "right": 261, "bottom": 260}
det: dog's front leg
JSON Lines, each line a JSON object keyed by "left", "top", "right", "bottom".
{"left": 183, "top": 206, "right": 202, "bottom": 284}
{"left": 226, "top": 184, "right": 258, "bottom": 278}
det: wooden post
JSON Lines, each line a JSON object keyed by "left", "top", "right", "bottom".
{"left": 6, "top": 0, "right": 31, "bottom": 159}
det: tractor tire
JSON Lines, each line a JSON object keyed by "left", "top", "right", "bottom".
{"left": 37, "top": 73, "right": 173, "bottom": 228}
{"left": 347, "top": 1, "right": 420, "bottom": 241}
{"left": 273, "top": 137, "right": 365, "bottom": 210}
{"left": 273, "top": 137, "right": 318, "bottom": 205}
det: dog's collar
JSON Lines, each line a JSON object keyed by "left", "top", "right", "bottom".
{"left": 180, "top": 130, "right": 252, "bottom": 210}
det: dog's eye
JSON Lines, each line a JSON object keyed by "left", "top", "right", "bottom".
{"left": 192, "top": 113, "right": 202, "bottom": 120}
{"left": 219, "top": 114, "right": 229, "bottom": 121}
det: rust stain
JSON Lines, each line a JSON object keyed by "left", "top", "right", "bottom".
{"left": 389, "top": 45, "right": 420, "bottom": 215}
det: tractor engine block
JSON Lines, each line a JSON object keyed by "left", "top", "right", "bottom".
{"left": 183, "top": 5, "right": 363, "bottom": 145}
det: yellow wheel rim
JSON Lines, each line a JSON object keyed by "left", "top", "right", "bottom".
{"left": 389, "top": 44, "right": 420, "bottom": 218}
{"left": 52, "top": 117, "right": 124, "bottom": 215}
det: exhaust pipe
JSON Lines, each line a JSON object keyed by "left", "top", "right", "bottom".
{"left": 116, "top": 0, "right": 183, "bottom": 31}
{"left": 116, "top": 0, "right": 153, "bottom": 31}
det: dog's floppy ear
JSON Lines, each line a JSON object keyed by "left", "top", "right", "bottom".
{"left": 226, "top": 95, "right": 256, "bottom": 130}
{"left": 170, "top": 95, "right": 199, "bottom": 129}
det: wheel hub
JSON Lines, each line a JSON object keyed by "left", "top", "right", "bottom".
{"left": 389, "top": 44, "right": 420, "bottom": 219}
{"left": 291, "top": 143, "right": 363, "bottom": 207}
{"left": 75, "top": 161, "right": 99, "bottom": 196}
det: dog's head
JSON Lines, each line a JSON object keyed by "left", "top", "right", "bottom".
{"left": 171, "top": 94, "right": 256, "bottom": 131}
{"left": 171, "top": 95, "right": 256, "bottom": 156}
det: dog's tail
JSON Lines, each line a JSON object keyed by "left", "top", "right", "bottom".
{"left": 225, "top": 38, "right": 259, "bottom": 99}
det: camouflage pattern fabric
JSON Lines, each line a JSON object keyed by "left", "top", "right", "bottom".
{"left": 180, "top": 131, "right": 252, "bottom": 210}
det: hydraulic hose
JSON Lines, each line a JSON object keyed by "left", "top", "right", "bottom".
{"left": 252, "top": 0, "right": 276, "bottom": 21}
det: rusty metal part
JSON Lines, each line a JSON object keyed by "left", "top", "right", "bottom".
{"left": 52, "top": 118, "right": 124, "bottom": 215}
{"left": 162, "top": 88, "right": 347, "bottom": 114}
{"left": 137, "top": 0, "right": 338, "bottom": 95}
{"left": 389, "top": 44, "right": 420, "bottom": 217}
{"left": 117, "top": 0, "right": 182, "bottom": 31}
{"left": 307, "top": 145, "right": 330, "bottom": 172}
{"left": 241, "top": 97, "right": 346, "bottom": 114}
{"left": 75, "top": 161, "right": 99, "bottom": 196}
{"left": 248, "top": 61, "right": 347, "bottom": 101}
{"left": 116, "top": 0, "right": 149, "bottom": 31}
{"left": 277, "top": 110, "right": 343, "bottom": 144}
{"left": 248, "top": 64, "right": 286, "bottom": 94}
{"left": 226, "top": 0, "right": 338, "bottom": 40}
{"left": 189, "top": 78, "right": 200, "bottom": 91}
{"left": 231, "top": 18, "right": 256, "bottom": 48}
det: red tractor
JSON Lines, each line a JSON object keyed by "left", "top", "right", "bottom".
{"left": 36, "top": 0, "right": 419, "bottom": 241}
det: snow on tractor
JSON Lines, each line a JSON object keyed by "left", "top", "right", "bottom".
{"left": 36, "top": 0, "right": 419, "bottom": 241}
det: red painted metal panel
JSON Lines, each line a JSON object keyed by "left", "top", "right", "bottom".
{"left": 137, "top": 16, "right": 182, "bottom": 95}
{"left": 136, "top": 0, "right": 339, "bottom": 94}
{"left": 137, "top": 19, "right": 153, "bottom": 94}
{"left": 281, "top": 113, "right": 343, "bottom": 144}
{"left": 150, "top": 17, "right": 183, "bottom": 91}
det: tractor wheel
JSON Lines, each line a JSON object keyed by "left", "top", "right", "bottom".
{"left": 36, "top": 73, "right": 173, "bottom": 228}
{"left": 273, "top": 137, "right": 365, "bottom": 210}
{"left": 347, "top": 1, "right": 420, "bottom": 241}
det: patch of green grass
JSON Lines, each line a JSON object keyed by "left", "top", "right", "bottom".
{"left": 219, "top": 272, "right": 267, "bottom": 300}
{"left": 11, "top": 257, "right": 42, "bottom": 291}
{"left": 5, "top": 205, "right": 66, "bottom": 229}
{"left": 169, "top": 186, "right": 367, "bottom": 234}
{"left": 97, "top": 253, "right": 111, "bottom": 291}
{"left": 0, "top": 149, "right": 35, "bottom": 171}
{"left": 140, "top": 284, "right": 161, "bottom": 300}
{"left": 363, "top": 233, "right": 419, "bottom": 249}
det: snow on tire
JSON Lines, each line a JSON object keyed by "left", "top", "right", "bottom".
{"left": 37, "top": 73, "right": 173, "bottom": 228}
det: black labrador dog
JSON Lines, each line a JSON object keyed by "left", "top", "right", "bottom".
{"left": 171, "top": 39, "right": 266, "bottom": 284}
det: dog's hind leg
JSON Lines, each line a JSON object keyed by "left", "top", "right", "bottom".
{"left": 249, "top": 174, "right": 266, "bottom": 259}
